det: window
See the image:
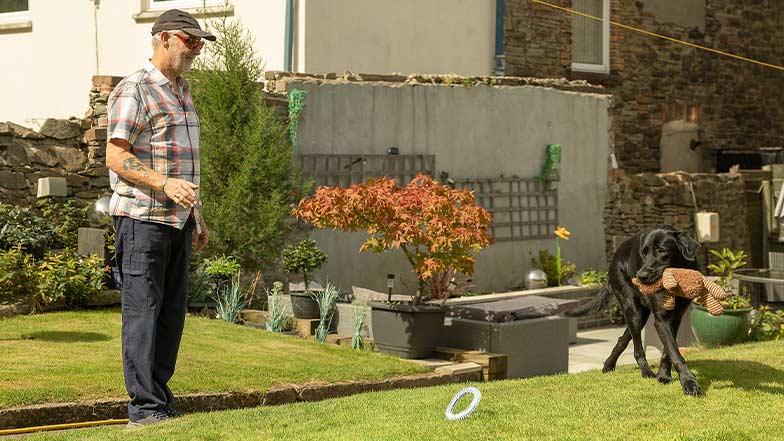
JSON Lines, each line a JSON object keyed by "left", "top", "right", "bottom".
{"left": 0, "top": 0, "right": 28, "bottom": 18}
{"left": 571, "top": 0, "right": 610, "bottom": 74}
{"left": 136, "top": 0, "right": 232, "bottom": 23}
{"left": 0, "top": 0, "right": 29, "bottom": 29}
{"left": 0, "top": 0, "right": 27, "bottom": 14}
{"left": 149, "top": 0, "right": 223, "bottom": 11}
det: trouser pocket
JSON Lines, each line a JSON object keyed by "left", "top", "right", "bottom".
{"left": 122, "top": 263, "right": 149, "bottom": 310}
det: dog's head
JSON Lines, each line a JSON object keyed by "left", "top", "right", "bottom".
{"left": 636, "top": 226, "right": 700, "bottom": 285}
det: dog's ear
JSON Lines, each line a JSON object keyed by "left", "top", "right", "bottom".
{"left": 638, "top": 233, "right": 648, "bottom": 259}
{"left": 675, "top": 231, "right": 701, "bottom": 261}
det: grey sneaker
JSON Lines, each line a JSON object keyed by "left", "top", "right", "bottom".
{"left": 126, "top": 411, "right": 170, "bottom": 428}
{"left": 165, "top": 406, "right": 183, "bottom": 418}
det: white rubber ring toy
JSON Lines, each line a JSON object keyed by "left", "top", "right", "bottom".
{"left": 445, "top": 386, "right": 481, "bottom": 421}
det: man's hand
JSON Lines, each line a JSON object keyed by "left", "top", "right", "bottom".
{"left": 193, "top": 220, "right": 209, "bottom": 251}
{"left": 163, "top": 178, "right": 199, "bottom": 208}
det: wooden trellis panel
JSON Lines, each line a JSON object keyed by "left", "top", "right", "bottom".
{"left": 299, "top": 154, "right": 436, "bottom": 187}
{"left": 454, "top": 177, "right": 558, "bottom": 242}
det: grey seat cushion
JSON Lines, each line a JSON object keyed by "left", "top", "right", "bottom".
{"left": 446, "top": 295, "right": 579, "bottom": 323}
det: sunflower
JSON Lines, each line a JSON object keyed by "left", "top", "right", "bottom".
{"left": 555, "top": 226, "right": 571, "bottom": 240}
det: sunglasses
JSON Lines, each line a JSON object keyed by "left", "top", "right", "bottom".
{"left": 170, "top": 33, "right": 204, "bottom": 50}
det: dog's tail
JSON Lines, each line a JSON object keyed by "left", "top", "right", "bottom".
{"left": 564, "top": 284, "right": 612, "bottom": 317}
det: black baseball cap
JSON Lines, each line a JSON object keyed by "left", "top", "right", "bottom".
{"left": 151, "top": 9, "right": 216, "bottom": 41}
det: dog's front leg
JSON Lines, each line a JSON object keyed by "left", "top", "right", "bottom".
{"left": 629, "top": 320, "right": 656, "bottom": 379}
{"left": 653, "top": 319, "right": 700, "bottom": 395}
{"left": 656, "top": 312, "right": 685, "bottom": 385}
{"left": 613, "top": 286, "right": 656, "bottom": 378}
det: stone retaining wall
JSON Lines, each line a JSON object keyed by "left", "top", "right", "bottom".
{"left": 0, "top": 76, "right": 122, "bottom": 207}
{"left": 604, "top": 170, "right": 749, "bottom": 265}
{"left": 0, "top": 119, "right": 105, "bottom": 206}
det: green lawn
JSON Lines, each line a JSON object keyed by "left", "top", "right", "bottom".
{"left": 0, "top": 309, "right": 427, "bottom": 408}
{"left": 22, "top": 340, "right": 784, "bottom": 441}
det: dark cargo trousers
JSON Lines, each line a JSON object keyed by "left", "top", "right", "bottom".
{"left": 113, "top": 215, "right": 194, "bottom": 421}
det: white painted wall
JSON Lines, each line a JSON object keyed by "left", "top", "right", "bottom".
{"left": 0, "top": 1, "right": 286, "bottom": 127}
{"left": 0, "top": 1, "right": 95, "bottom": 127}
{"left": 0, "top": 0, "right": 498, "bottom": 127}
{"left": 301, "top": 0, "right": 495, "bottom": 76}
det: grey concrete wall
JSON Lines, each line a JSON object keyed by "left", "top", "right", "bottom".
{"left": 287, "top": 79, "right": 611, "bottom": 294}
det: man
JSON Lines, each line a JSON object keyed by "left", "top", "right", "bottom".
{"left": 105, "top": 9, "right": 213, "bottom": 427}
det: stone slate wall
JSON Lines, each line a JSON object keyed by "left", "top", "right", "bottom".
{"left": 0, "top": 117, "right": 107, "bottom": 206}
{"left": 505, "top": 0, "right": 784, "bottom": 173}
{"left": 505, "top": 0, "right": 572, "bottom": 78}
{"left": 0, "top": 76, "right": 127, "bottom": 208}
{"left": 603, "top": 171, "right": 749, "bottom": 267}
{"left": 0, "top": 76, "right": 120, "bottom": 207}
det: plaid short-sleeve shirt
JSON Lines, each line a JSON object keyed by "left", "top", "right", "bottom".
{"left": 107, "top": 60, "right": 200, "bottom": 230}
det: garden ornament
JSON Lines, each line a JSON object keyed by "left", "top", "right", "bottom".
{"left": 632, "top": 268, "right": 729, "bottom": 316}
{"left": 445, "top": 386, "right": 481, "bottom": 421}
{"left": 525, "top": 269, "right": 548, "bottom": 290}
{"left": 88, "top": 196, "right": 112, "bottom": 228}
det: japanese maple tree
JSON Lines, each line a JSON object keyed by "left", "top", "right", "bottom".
{"left": 292, "top": 174, "right": 493, "bottom": 303}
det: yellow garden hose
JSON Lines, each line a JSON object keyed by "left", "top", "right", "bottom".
{"left": 0, "top": 419, "right": 128, "bottom": 436}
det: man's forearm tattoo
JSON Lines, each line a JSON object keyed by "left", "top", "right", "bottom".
{"left": 122, "top": 157, "right": 150, "bottom": 179}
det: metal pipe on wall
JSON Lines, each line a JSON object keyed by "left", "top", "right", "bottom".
{"left": 91, "top": 0, "right": 100, "bottom": 74}
{"left": 284, "top": 0, "right": 295, "bottom": 72}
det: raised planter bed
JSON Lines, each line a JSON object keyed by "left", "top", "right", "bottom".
{"left": 441, "top": 314, "right": 570, "bottom": 379}
{"left": 333, "top": 285, "right": 601, "bottom": 348}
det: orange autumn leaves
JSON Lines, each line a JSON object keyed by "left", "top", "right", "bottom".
{"left": 292, "top": 174, "right": 493, "bottom": 299}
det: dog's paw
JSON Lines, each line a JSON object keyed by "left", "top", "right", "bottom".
{"left": 657, "top": 373, "right": 673, "bottom": 384}
{"left": 601, "top": 364, "right": 616, "bottom": 373}
{"left": 641, "top": 368, "right": 657, "bottom": 379}
{"left": 681, "top": 378, "right": 701, "bottom": 396}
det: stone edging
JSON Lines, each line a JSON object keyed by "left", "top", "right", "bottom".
{"left": 0, "top": 369, "right": 481, "bottom": 430}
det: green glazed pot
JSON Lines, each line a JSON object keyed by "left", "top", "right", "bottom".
{"left": 690, "top": 304, "right": 752, "bottom": 347}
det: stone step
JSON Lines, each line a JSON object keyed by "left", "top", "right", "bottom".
{"left": 434, "top": 362, "right": 482, "bottom": 377}
{"left": 293, "top": 318, "right": 320, "bottom": 337}
{"left": 239, "top": 309, "right": 269, "bottom": 325}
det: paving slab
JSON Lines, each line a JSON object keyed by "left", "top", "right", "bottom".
{"left": 569, "top": 326, "right": 662, "bottom": 374}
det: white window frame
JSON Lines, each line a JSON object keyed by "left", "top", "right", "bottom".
{"left": 148, "top": 0, "right": 224, "bottom": 11}
{"left": 0, "top": 1, "right": 30, "bottom": 25}
{"left": 571, "top": 0, "right": 611, "bottom": 75}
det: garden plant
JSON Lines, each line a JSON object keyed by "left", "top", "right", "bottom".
{"left": 351, "top": 302, "right": 365, "bottom": 350}
{"left": 293, "top": 174, "right": 493, "bottom": 303}
{"left": 265, "top": 281, "right": 290, "bottom": 332}
{"left": 313, "top": 282, "right": 339, "bottom": 342}
{"left": 0, "top": 200, "right": 108, "bottom": 312}
{"left": 188, "top": 15, "right": 305, "bottom": 270}
{"left": 281, "top": 239, "right": 327, "bottom": 294}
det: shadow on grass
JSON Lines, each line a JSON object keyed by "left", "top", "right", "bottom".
{"left": 690, "top": 359, "right": 784, "bottom": 395}
{"left": 19, "top": 331, "right": 112, "bottom": 342}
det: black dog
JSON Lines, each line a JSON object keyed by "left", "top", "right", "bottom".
{"left": 568, "top": 225, "right": 702, "bottom": 395}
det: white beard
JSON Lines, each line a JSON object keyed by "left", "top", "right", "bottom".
{"left": 173, "top": 54, "right": 195, "bottom": 74}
